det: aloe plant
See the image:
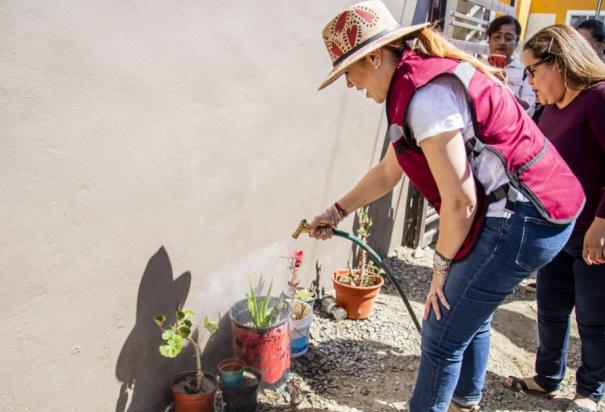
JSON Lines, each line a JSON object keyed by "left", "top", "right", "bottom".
{"left": 153, "top": 310, "right": 218, "bottom": 393}
{"left": 246, "top": 279, "right": 282, "bottom": 328}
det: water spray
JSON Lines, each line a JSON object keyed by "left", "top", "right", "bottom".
{"left": 292, "top": 219, "right": 422, "bottom": 333}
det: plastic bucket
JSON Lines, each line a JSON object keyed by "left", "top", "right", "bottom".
{"left": 229, "top": 297, "right": 291, "bottom": 388}
{"left": 289, "top": 300, "right": 313, "bottom": 357}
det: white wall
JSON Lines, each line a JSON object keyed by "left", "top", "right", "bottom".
{"left": 0, "top": 1, "right": 412, "bottom": 410}
{"left": 526, "top": 13, "right": 557, "bottom": 40}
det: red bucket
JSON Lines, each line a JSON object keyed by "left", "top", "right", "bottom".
{"left": 229, "top": 297, "right": 292, "bottom": 388}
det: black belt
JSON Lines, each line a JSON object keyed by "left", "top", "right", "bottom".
{"left": 487, "top": 183, "right": 516, "bottom": 211}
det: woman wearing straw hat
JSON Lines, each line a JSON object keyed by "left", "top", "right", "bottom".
{"left": 307, "top": 2, "right": 584, "bottom": 411}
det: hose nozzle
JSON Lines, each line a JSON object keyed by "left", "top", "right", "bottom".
{"left": 292, "top": 219, "right": 311, "bottom": 239}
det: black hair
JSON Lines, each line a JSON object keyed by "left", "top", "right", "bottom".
{"left": 576, "top": 19, "right": 605, "bottom": 42}
{"left": 486, "top": 15, "right": 522, "bottom": 39}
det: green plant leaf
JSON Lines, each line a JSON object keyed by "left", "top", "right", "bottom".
{"left": 202, "top": 316, "right": 219, "bottom": 333}
{"left": 247, "top": 279, "right": 258, "bottom": 326}
{"left": 159, "top": 334, "right": 183, "bottom": 358}
{"left": 176, "top": 310, "right": 185, "bottom": 321}
{"left": 183, "top": 319, "right": 192, "bottom": 328}
{"left": 294, "top": 288, "right": 314, "bottom": 301}
{"left": 183, "top": 309, "right": 195, "bottom": 319}
{"left": 153, "top": 314, "right": 166, "bottom": 328}
{"left": 177, "top": 326, "right": 191, "bottom": 338}
{"left": 162, "top": 328, "right": 175, "bottom": 341}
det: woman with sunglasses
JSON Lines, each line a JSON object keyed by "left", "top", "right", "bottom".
{"left": 503, "top": 24, "right": 605, "bottom": 412}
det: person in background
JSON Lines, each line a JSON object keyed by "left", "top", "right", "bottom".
{"left": 503, "top": 24, "right": 605, "bottom": 412}
{"left": 576, "top": 19, "right": 605, "bottom": 62}
{"left": 487, "top": 15, "right": 536, "bottom": 116}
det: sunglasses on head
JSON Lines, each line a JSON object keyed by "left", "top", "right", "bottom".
{"left": 524, "top": 55, "right": 553, "bottom": 79}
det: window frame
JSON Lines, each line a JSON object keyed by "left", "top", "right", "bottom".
{"left": 565, "top": 9, "right": 605, "bottom": 27}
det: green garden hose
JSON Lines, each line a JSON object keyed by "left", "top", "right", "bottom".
{"left": 293, "top": 220, "right": 422, "bottom": 333}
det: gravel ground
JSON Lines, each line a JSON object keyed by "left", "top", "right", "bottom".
{"left": 253, "top": 246, "right": 604, "bottom": 412}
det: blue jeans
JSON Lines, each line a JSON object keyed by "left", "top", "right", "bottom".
{"left": 534, "top": 230, "right": 605, "bottom": 403}
{"left": 409, "top": 203, "right": 574, "bottom": 411}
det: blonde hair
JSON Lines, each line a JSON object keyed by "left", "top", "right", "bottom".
{"left": 524, "top": 24, "right": 605, "bottom": 89}
{"left": 384, "top": 27, "right": 506, "bottom": 83}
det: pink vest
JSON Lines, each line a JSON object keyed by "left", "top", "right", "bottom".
{"left": 387, "top": 51, "right": 585, "bottom": 260}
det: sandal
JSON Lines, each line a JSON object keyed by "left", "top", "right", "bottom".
{"left": 448, "top": 401, "right": 480, "bottom": 412}
{"left": 501, "top": 376, "right": 558, "bottom": 399}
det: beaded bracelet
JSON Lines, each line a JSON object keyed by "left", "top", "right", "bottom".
{"left": 334, "top": 202, "right": 348, "bottom": 218}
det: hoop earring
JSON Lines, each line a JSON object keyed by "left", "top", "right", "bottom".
{"left": 374, "top": 58, "right": 381, "bottom": 69}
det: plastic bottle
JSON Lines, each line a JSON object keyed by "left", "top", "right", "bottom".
{"left": 319, "top": 295, "right": 346, "bottom": 321}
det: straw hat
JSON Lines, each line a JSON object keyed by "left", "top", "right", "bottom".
{"left": 318, "top": 1, "right": 428, "bottom": 90}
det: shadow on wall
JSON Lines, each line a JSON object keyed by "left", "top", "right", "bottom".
{"left": 200, "top": 312, "right": 236, "bottom": 376}
{"left": 114, "top": 247, "right": 194, "bottom": 412}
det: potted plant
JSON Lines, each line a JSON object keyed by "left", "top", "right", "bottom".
{"left": 280, "top": 249, "right": 315, "bottom": 357}
{"left": 153, "top": 310, "right": 219, "bottom": 412}
{"left": 229, "top": 279, "right": 292, "bottom": 388}
{"left": 289, "top": 298, "right": 314, "bottom": 357}
{"left": 219, "top": 366, "right": 262, "bottom": 412}
{"left": 216, "top": 357, "right": 262, "bottom": 412}
{"left": 333, "top": 207, "right": 385, "bottom": 319}
{"left": 282, "top": 249, "right": 317, "bottom": 308}
{"left": 217, "top": 358, "right": 246, "bottom": 390}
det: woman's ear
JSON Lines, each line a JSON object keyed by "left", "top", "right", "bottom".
{"left": 368, "top": 49, "right": 381, "bottom": 69}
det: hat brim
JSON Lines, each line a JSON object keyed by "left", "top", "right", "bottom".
{"left": 318, "top": 22, "right": 429, "bottom": 91}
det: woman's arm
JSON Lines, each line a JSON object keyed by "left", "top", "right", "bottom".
{"left": 419, "top": 130, "right": 477, "bottom": 260}
{"left": 308, "top": 145, "right": 403, "bottom": 238}
{"left": 583, "top": 90, "right": 605, "bottom": 265}
{"left": 419, "top": 128, "right": 477, "bottom": 320}
{"left": 336, "top": 144, "right": 403, "bottom": 213}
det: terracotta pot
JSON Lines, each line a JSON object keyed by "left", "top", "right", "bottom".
{"left": 332, "top": 269, "right": 384, "bottom": 320}
{"left": 171, "top": 371, "right": 218, "bottom": 412}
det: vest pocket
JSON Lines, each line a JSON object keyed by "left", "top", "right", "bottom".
{"left": 515, "top": 216, "right": 569, "bottom": 272}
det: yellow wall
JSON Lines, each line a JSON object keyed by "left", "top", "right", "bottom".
{"left": 529, "top": 0, "right": 601, "bottom": 24}
{"left": 516, "top": 0, "right": 533, "bottom": 39}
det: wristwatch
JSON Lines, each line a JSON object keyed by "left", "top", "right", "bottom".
{"left": 433, "top": 250, "right": 452, "bottom": 277}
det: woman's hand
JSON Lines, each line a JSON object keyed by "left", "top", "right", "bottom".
{"left": 423, "top": 271, "right": 451, "bottom": 321}
{"left": 308, "top": 205, "right": 342, "bottom": 240}
{"left": 583, "top": 217, "right": 605, "bottom": 265}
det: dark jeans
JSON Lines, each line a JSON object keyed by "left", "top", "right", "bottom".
{"left": 535, "top": 230, "right": 605, "bottom": 403}
{"left": 409, "top": 203, "right": 574, "bottom": 411}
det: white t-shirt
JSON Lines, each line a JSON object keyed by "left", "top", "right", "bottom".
{"left": 504, "top": 57, "right": 536, "bottom": 117}
{"left": 406, "top": 75, "right": 527, "bottom": 218}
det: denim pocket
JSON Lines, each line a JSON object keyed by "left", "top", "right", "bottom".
{"left": 515, "top": 216, "right": 569, "bottom": 272}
